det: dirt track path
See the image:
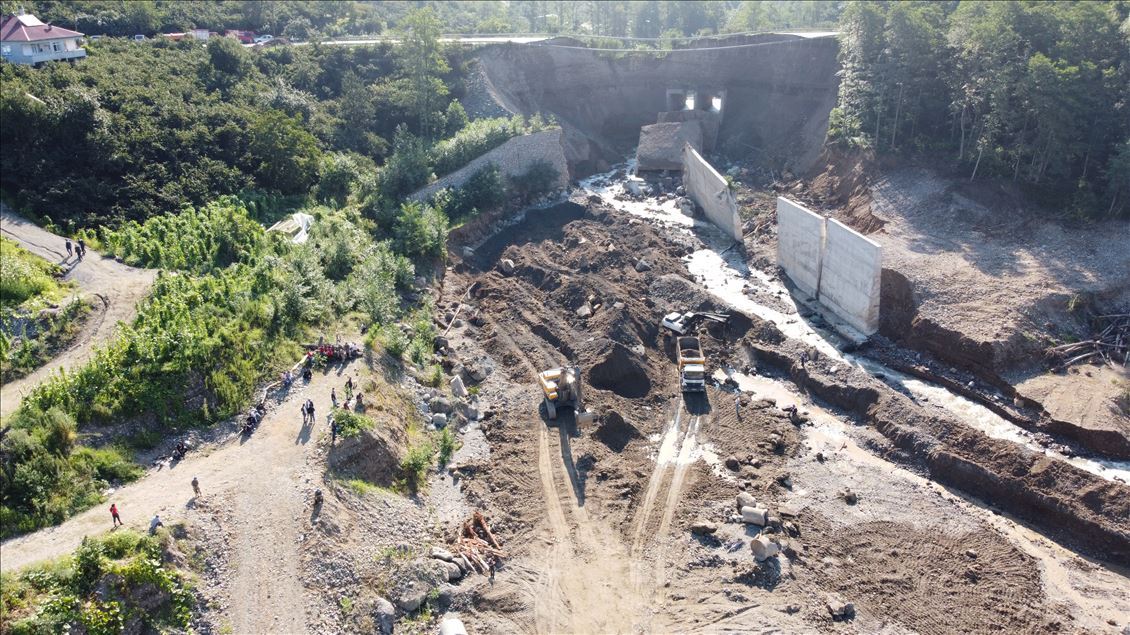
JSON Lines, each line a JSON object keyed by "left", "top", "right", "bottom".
{"left": 0, "top": 206, "right": 156, "bottom": 418}
{"left": 0, "top": 360, "right": 357, "bottom": 630}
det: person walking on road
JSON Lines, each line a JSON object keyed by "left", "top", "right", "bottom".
{"left": 191, "top": 475, "right": 201, "bottom": 497}
{"left": 110, "top": 503, "right": 123, "bottom": 527}
{"left": 65, "top": 239, "right": 73, "bottom": 260}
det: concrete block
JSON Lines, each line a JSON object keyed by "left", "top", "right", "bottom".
{"left": 776, "top": 197, "right": 824, "bottom": 297}
{"left": 683, "top": 144, "right": 742, "bottom": 241}
{"left": 638, "top": 121, "right": 703, "bottom": 171}
{"left": 819, "top": 218, "right": 881, "bottom": 334}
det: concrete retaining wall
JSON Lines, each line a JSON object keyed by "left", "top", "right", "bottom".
{"left": 682, "top": 144, "right": 742, "bottom": 242}
{"left": 775, "top": 198, "right": 824, "bottom": 297}
{"left": 410, "top": 128, "right": 569, "bottom": 202}
{"left": 820, "top": 218, "right": 882, "bottom": 334}
{"left": 776, "top": 197, "right": 881, "bottom": 334}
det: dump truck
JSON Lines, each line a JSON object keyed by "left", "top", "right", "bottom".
{"left": 676, "top": 336, "right": 707, "bottom": 392}
{"left": 538, "top": 366, "right": 596, "bottom": 424}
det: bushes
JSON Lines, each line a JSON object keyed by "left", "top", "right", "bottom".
{"left": 436, "top": 163, "right": 506, "bottom": 223}
{"left": 400, "top": 439, "right": 434, "bottom": 490}
{"left": 394, "top": 201, "right": 448, "bottom": 259}
{"left": 0, "top": 238, "right": 62, "bottom": 308}
{"left": 1, "top": 529, "right": 192, "bottom": 634}
{"left": 430, "top": 115, "right": 552, "bottom": 177}
{"left": 509, "top": 159, "right": 560, "bottom": 202}
{"left": 333, "top": 410, "right": 375, "bottom": 439}
{"left": 102, "top": 199, "right": 266, "bottom": 273}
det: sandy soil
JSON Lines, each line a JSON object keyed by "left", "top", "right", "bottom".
{"left": 0, "top": 206, "right": 156, "bottom": 417}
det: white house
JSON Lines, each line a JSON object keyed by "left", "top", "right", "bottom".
{"left": 1, "top": 14, "right": 86, "bottom": 66}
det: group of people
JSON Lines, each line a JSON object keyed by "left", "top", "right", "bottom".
{"left": 109, "top": 473, "right": 200, "bottom": 534}
{"left": 330, "top": 375, "right": 364, "bottom": 412}
{"left": 64, "top": 238, "right": 87, "bottom": 261}
{"left": 300, "top": 398, "right": 317, "bottom": 425}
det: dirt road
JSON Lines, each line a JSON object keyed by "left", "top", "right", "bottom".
{"left": 0, "top": 359, "right": 358, "bottom": 630}
{"left": 0, "top": 206, "right": 156, "bottom": 417}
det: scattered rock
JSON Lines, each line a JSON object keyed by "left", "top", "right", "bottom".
{"left": 776, "top": 474, "right": 793, "bottom": 489}
{"left": 396, "top": 589, "right": 427, "bottom": 612}
{"left": 432, "top": 413, "right": 448, "bottom": 428}
{"left": 443, "top": 561, "right": 463, "bottom": 582}
{"left": 635, "top": 258, "right": 653, "bottom": 272}
{"left": 431, "top": 547, "right": 454, "bottom": 562}
{"left": 576, "top": 304, "right": 593, "bottom": 319}
{"left": 750, "top": 535, "right": 780, "bottom": 561}
{"left": 499, "top": 258, "right": 515, "bottom": 274}
{"left": 451, "top": 376, "right": 468, "bottom": 398}
{"left": 827, "top": 599, "right": 855, "bottom": 619}
{"left": 690, "top": 519, "right": 718, "bottom": 535}
{"left": 461, "top": 246, "right": 475, "bottom": 259}
{"left": 433, "top": 336, "right": 450, "bottom": 351}
{"left": 741, "top": 506, "right": 769, "bottom": 526}
{"left": 374, "top": 597, "right": 395, "bottom": 634}
{"left": 840, "top": 488, "right": 858, "bottom": 505}
{"left": 736, "top": 492, "right": 756, "bottom": 510}
{"left": 430, "top": 397, "right": 453, "bottom": 414}
{"left": 778, "top": 503, "right": 801, "bottom": 517}
{"left": 965, "top": 549, "right": 978, "bottom": 559}
{"left": 725, "top": 455, "right": 741, "bottom": 471}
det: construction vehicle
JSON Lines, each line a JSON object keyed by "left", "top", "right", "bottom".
{"left": 676, "top": 336, "right": 707, "bottom": 392}
{"left": 538, "top": 366, "right": 596, "bottom": 424}
{"left": 661, "top": 311, "right": 729, "bottom": 335}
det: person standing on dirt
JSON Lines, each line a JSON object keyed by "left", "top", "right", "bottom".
{"left": 330, "top": 417, "right": 338, "bottom": 445}
{"left": 65, "top": 239, "right": 73, "bottom": 260}
{"left": 345, "top": 376, "right": 353, "bottom": 399}
{"left": 735, "top": 397, "right": 742, "bottom": 421}
{"left": 300, "top": 401, "right": 308, "bottom": 424}
{"left": 307, "top": 399, "right": 316, "bottom": 424}
{"left": 110, "top": 503, "right": 122, "bottom": 527}
{"left": 191, "top": 476, "right": 201, "bottom": 497}
{"left": 331, "top": 388, "right": 338, "bottom": 408}
{"left": 77, "top": 238, "right": 86, "bottom": 260}
{"left": 149, "top": 514, "right": 163, "bottom": 535}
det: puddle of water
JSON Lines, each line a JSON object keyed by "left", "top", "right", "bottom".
{"left": 582, "top": 161, "right": 1130, "bottom": 483}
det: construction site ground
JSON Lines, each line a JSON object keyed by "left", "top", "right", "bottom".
{"left": 762, "top": 153, "right": 1130, "bottom": 457}
{"left": 4, "top": 165, "right": 1129, "bottom": 635}
{"left": 432, "top": 186, "right": 1130, "bottom": 634}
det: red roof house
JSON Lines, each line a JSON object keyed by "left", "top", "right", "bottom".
{"left": 1, "top": 14, "right": 87, "bottom": 65}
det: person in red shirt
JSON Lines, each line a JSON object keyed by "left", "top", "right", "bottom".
{"left": 110, "top": 503, "right": 122, "bottom": 527}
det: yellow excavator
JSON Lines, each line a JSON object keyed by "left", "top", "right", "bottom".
{"left": 538, "top": 366, "right": 596, "bottom": 425}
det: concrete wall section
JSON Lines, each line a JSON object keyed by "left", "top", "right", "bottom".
{"left": 410, "top": 128, "right": 569, "bottom": 202}
{"left": 682, "top": 144, "right": 742, "bottom": 242}
{"left": 775, "top": 197, "right": 824, "bottom": 297}
{"left": 819, "top": 218, "right": 882, "bottom": 334}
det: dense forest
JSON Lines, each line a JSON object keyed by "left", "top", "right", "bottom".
{"left": 2, "top": 0, "right": 841, "bottom": 40}
{"left": 833, "top": 1, "right": 1130, "bottom": 218}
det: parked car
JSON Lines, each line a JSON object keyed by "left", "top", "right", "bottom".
{"left": 132, "top": 34, "right": 147, "bottom": 41}
{"left": 253, "top": 34, "right": 274, "bottom": 44}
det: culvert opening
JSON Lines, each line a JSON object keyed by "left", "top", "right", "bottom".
{"left": 587, "top": 343, "right": 651, "bottom": 398}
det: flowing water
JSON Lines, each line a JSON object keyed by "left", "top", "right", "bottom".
{"left": 581, "top": 163, "right": 1130, "bottom": 483}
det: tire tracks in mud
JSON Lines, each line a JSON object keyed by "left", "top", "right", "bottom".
{"left": 628, "top": 397, "right": 703, "bottom": 629}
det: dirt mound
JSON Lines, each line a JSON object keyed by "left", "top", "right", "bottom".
{"left": 794, "top": 146, "right": 886, "bottom": 234}
{"left": 808, "top": 519, "right": 1049, "bottom": 634}
{"left": 592, "top": 411, "right": 643, "bottom": 452}
{"left": 586, "top": 341, "right": 651, "bottom": 399}
{"left": 328, "top": 424, "right": 407, "bottom": 487}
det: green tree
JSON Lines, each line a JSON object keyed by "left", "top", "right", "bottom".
{"left": 399, "top": 8, "right": 449, "bottom": 140}
{"left": 246, "top": 110, "right": 322, "bottom": 194}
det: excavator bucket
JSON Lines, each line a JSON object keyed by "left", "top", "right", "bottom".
{"left": 576, "top": 411, "right": 596, "bottom": 426}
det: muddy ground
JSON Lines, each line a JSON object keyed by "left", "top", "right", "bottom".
{"left": 428, "top": 191, "right": 1130, "bottom": 634}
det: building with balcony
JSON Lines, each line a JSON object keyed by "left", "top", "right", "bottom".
{"left": 1, "top": 14, "right": 86, "bottom": 66}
